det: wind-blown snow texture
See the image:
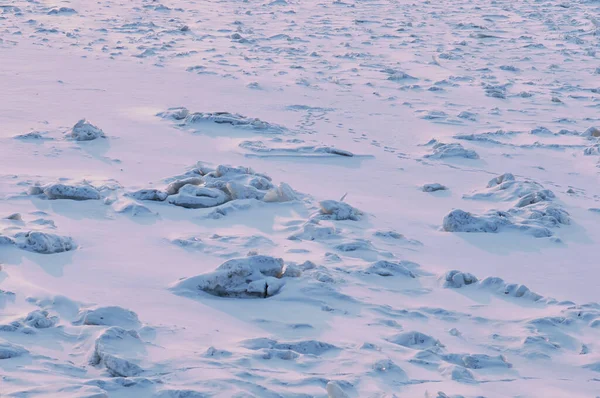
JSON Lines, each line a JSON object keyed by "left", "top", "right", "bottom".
{"left": 1, "top": 0, "right": 600, "bottom": 397}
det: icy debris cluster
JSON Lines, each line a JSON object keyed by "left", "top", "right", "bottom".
{"left": 443, "top": 173, "right": 570, "bottom": 237}
{"left": 75, "top": 306, "right": 142, "bottom": 329}
{"left": 422, "top": 183, "right": 448, "bottom": 192}
{"left": 157, "top": 107, "right": 286, "bottom": 133}
{"left": 130, "top": 164, "right": 297, "bottom": 210}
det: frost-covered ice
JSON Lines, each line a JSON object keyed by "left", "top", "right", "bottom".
{"left": 1, "top": 0, "right": 600, "bottom": 396}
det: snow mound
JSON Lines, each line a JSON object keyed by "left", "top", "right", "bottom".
{"left": 317, "top": 200, "right": 362, "bottom": 221}
{"left": 364, "top": 260, "right": 416, "bottom": 278}
{"left": 113, "top": 200, "right": 154, "bottom": 216}
{"left": 48, "top": 7, "right": 77, "bottom": 15}
{"left": 158, "top": 107, "right": 286, "bottom": 133}
{"left": 443, "top": 270, "right": 545, "bottom": 302}
{"left": 24, "top": 310, "right": 59, "bottom": 328}
{"left": 0, "top": 341, "right": 28, "bottom": 359}
{"left": 66, "top": 119, "right": 106, "bottom": 141}
{"left": 442, "top": 270, "right": 478, "bottom": 288}
{"left": 172, "top": 255, "right": 285, "bottom": 298}
{"left": 75, "top": 306, "right": 142, "bottom": 329}
{"left": 15, "top": 231, "right": 76, "bottom": 254}
{"left": 387, "top": 331, "right": 442, "bottom": 349}
{"left": 40, "top": 183, "right": 101, "bottom": 201}
{"left": 425, "top": 142, "right": 479, "bottom": 159}
{"left": 91, "top": 327, "right": 144, "bottom": 377}
{"left": 128, "top": 189, "right": 168, "bottom": 201}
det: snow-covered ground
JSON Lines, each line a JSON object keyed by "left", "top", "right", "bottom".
{"left": 1, "top": 0, "right": 600, "bottom": 397}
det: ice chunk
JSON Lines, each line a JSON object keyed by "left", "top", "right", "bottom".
{"left": 91, "top": 327, "right": 143, "bottom": 377}
{"left": 263, "top": 183, "right": 297, "bottom": 202}
{"left": 75, "top": 306, "right": 141, "bottom": 329}
{"left": 326, "top": 381, "right": 349, "bottom": 398}
{"left": 24, "top": 310, "right": 58, "bottom": 328}
{"left": 168, "top": 185, "right": 229, "bottom": 209}
{"left": 423, "top": 183, "right": 448, "bottom": 192}
{"left": 443, "top": 270, "right": 478, "bottom": 288}
{"left": 365, "top": 260, "right": 416, "bottom": 278}
{"left": 66, "top": 119, "right": 106, "bottom": 141}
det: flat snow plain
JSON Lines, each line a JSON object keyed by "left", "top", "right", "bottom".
{"left": 1, "top": 0, "right": 600, "bottom": 397}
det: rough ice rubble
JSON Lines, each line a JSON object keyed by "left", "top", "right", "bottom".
{"left": 130, "top": 164, "right": 297, "bottom": 210}
{"left": 157, "top": 107, "right": 286, "bottom": 133}
{"left": 424, "top": 141, "right": 479, "bottom": 159}
{"left": 91, "top": 327, "right": 144, "bottom": 377}
{"left": 442, "top": 270, "right": 545, "bottom": 302}
{"left": 65, "top": 119, "right": 106, "bottom": 141}
{"left": 172, "top": 255, "right": 285, "bottom": 298}
{"left": 442, "top": 173, "right": 570, "bottom": 237}
{"left": 168, "top": 185, "right": 230, "bottom": 209}
{"left": 243, "top": 337, "right": 337, "bottom": 354}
